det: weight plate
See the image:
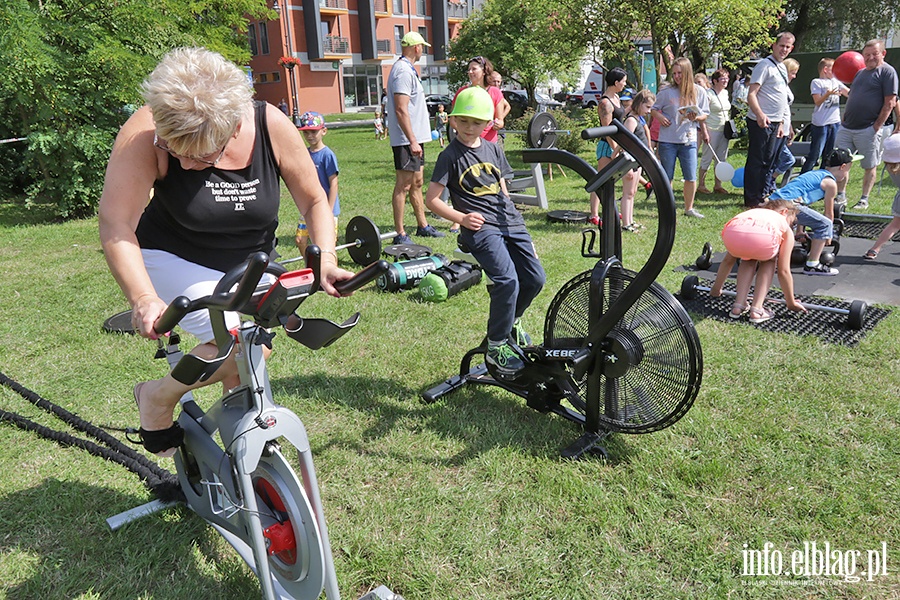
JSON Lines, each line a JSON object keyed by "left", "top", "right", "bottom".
{"left": 848, "top": 300, "right": 867, "bottom": 330}
{"left": 547, "top": 210, "right": 589, "bottom": 223}
{"left": 527, "top": 112, "right": 558, "bottom": 149}
{"left": 345, "top": 215, "right": 382, "bottom": 266}
{"left": 383, "top": 243, "right": 432, "bottom": 261}
{"left": 102, "top": 310, "right": 136, "bottom": 334}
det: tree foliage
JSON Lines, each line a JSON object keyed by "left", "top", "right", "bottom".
{"left": 447, "top": 0, "right": 586, "bottom": 105}
{"left": 0, "top": 0, "right": 269, "bottom": 219}
{"left": 583, "top": 0, "right": 783, "bottom": 87}
{"left": 779, "top": 0, "right": 898, "bottom": 52}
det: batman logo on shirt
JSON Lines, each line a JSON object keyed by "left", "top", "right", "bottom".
{"left": 458, "top": 162, "right": 503, "bottom": 196}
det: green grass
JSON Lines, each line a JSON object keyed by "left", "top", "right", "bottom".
{"left": 1, "top": 128, "right": 899, "bottom": 600}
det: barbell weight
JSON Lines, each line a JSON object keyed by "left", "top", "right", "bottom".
{"left": 281, "top": 215, "right": 397, "bottom": 267}
{"left": 680, "top": 274, "right": 867, "bottom": 330}
{"left": 503, "top": 113, "right": 570, "bottom": 149}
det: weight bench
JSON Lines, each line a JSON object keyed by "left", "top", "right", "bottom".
{"left": 507, "top": 163, "right": 548, "bottom": 209}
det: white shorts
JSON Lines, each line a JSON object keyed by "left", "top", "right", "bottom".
{"left": 142, "top": 249, "right": 240, "bottom": 344}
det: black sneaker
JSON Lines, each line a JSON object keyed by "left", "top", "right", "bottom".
{"left": 486, "top": 342, "right": 525, "bottom": 377}
{"left": 803, "top": 262, "right": 839, "bottom": 276}
{"left": 415, "top": 225, "right": 446, "bottom": 238}
{"left": 392, "top": 233, "right": 413, "bottom": 244}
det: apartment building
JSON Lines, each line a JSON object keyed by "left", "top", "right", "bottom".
{"left": 247, "top": 0, "right": 474, "bottom": 117}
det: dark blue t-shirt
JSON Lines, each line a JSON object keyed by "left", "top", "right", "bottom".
{"left": 430, "top": 138, "right": 523, "bottom": 228}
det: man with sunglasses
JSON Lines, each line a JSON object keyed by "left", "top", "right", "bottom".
{"left": 98, "top": 47, "right": 355, "bottom": 457}
{"left": 386, "top": 32, "right": 445, "bottom": 244}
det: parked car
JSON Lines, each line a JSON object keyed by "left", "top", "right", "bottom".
{"left": 502, "top": 89, "right": 530, "bottom": 120}
{"left": 502, "top": 89, "right": 563, "bottom": 120}
{"left": 534, "top": 92, "right": 563, "bottom": 110}
{"left": 425, "top": 94, "right": 452, "bottom": 118}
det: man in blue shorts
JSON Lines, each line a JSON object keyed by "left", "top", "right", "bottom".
{"left": 768, "top": 148, "right": 854, "bottom": 275}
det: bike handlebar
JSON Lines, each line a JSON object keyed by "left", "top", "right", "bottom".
{"left": 153, "top": 247, "right": 387, "bottom": 335}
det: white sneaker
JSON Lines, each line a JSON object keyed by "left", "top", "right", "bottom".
{"left": 853, "top": 198, "right": 869, "bottom": 210}
{"left": 684, "top": 208, "right": 705, "bottom": 218}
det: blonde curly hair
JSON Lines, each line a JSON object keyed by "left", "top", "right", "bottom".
{"left": 141, "top": 47, "right": 252, "bottom": 158}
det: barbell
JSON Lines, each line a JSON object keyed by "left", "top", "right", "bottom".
{"left": 282, "top": 215, "right": 396, "bottom": 267}
{"left": 680, "top": 274, "right": 868, "bottom": 330}
{"left": 504, "top": 113, "right": 570, "bottom": 149}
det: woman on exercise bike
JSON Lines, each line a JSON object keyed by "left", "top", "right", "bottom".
{"left": 98, "top": 47, "right": 354, "bottom": 457}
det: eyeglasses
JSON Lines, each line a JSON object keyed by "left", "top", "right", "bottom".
{"left": 153, "top": 132, "right": 230, "bottom": 166}
{"left": 470, "top": 56, "right": 486, "bottom": 66}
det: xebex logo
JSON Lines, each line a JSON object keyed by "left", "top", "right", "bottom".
{"left": 543, "top": 349, "right": 579, "bottom": 359}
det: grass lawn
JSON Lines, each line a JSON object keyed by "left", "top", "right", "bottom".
{"left": 1, "top": 123, "right": 899, "bottom": 600}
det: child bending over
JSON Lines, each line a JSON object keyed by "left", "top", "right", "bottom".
{"left": 710, "top": 199, "right": 808, "bottom": 323}
{"left": 425, "top": 87, "right": 546, "bottom": 378}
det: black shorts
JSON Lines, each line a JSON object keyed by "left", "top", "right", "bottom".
{"left": 392, "top": 144, "right": 426, "bottom": 172}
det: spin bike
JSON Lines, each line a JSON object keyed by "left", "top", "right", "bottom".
{"left": 107, "top": 248, "right": 397, "bottom": 600}
{"left": 423, "top": 122, "right": 703, "bottom": 459}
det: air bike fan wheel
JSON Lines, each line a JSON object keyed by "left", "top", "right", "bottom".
{"left": 544, "top": 266, "right": 702, "bottom": 433}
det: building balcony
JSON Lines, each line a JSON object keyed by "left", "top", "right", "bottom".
{"left": 323, "top": 35, "right": 351, "bottom": 56}
{"left": 447, "top": 0, "right": 469, "bottom": 21}
{"left": 376, "top": 39, "right": 394, "bottom": 56}
{"left": 319, "top": 0, "right": 347, "bottom": 13}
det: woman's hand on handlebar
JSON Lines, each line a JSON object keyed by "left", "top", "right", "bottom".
{"left": 133, "top": 294, "right": 168, "bottom": 340}
{"left": 318, "top": 258, "right": 357, "bottom": 297}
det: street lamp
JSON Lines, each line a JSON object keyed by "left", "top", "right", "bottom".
{"left": 273, "top": 0, "right": 301, "bottom": 126}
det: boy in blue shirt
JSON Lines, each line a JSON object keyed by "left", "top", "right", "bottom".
{"left": 767, "top": 148, "right": 853, "bottom": 275}
{"left": 425, "top": 87, "right": 545, "bottom": 378}
{"left": 295, "top": 111, "right": 340, "bottom": 256}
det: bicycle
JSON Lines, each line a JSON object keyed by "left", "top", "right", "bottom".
{"left": 107, "top": 248, "right": 398, "bottom": 600}
{"left": 423, "top": 121, "right": 704, "bottom": 459}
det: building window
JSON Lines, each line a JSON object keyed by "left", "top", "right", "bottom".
{"left": 416, "top": 0, "right": 426, "bottom": 16}
{"left": 248, "top": 24, "right": 259, "bottom": 57}
{"left": 418, "top": 26, "right": 428, "bottom": 53}
{"left": 272, "top": 71, "right": 281, "bottom": 82}
{"left": 392, "top": 0, "right": 404, "bottom": 14}
{"left": 259, "top": 22, "right": 270, "bottom": 55}
{"left": 342, "top": 64, "right": 383, "bottom": 109}
{"left": 394, "top": 25, "right": 404, "bottom": 53}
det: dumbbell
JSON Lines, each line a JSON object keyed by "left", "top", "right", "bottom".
{"left": 680, "top": 274, "right": 868, "bottom": 330}
{"left": 283, "top": 215, "right": 397, "bottom": 266}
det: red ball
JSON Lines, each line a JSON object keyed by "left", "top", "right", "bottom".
{"left": 833, "top": 51, "right": 866, "bottom": 85}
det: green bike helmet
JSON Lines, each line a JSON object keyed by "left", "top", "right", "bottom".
{"left": 450, "top": 87, "right": 494, "bottom": 121}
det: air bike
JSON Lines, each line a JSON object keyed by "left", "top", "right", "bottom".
{"left": 422, "top": 122, "right": 703, "bottom": 459}
{"left": 107, "top": 248, "right": 400, "bottom": 600}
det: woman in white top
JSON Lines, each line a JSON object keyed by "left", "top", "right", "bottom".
{"left": 698, "top": 69, "right": 732, "bottom": 194}
{"left": 650, "top": 57, "right": 709, "bottom": 218}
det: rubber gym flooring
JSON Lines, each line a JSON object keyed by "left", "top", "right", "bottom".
{"left": 677, "top": 222, "right": 898, "bottom": 345}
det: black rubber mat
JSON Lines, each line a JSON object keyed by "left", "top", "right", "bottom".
{"left": 677, "top": 278, "right": 891, "bottom": 346}
{"left": 841, "top": 218, "right": 900, "bottom": 241}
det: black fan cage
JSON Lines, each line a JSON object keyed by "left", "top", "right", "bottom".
{"left": 544, "top": 268, "right": 702, "bottom": 433}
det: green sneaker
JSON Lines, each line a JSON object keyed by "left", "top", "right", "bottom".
{"left": 486, "top": 342, "right": 525, "bottom": 376}
{"left": 511, "top": 319, "right": 532, "bottom": 346}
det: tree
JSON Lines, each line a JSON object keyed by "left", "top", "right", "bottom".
{"left": 779, "top": 0, "right": 898, "bottom": 51}
{"left": 581, "top": 0, "right": 782, "bottom": 88}
{"left": 447, "top": 0, "right": 587, "bottom": 108}
{"left": 0, "top": 0, "right": 270, "bottom": 219}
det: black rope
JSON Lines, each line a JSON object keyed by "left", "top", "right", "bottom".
{"left": 0, "top": 371, "right": 184, "bottom": 503}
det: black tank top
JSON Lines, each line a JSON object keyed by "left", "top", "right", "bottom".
{"left": 137, "top": 101, "right": 281, "bottom": 272}
{"left": 625, "top": 112, "right": 649, "bottom": 147}
{"left": 601, "top": 95, "right": 625, "bottom": 123}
